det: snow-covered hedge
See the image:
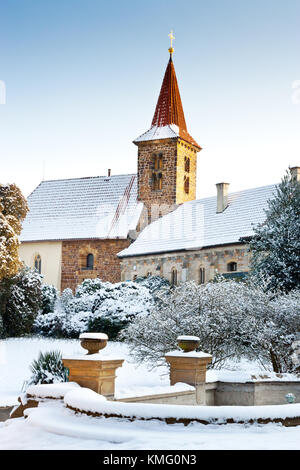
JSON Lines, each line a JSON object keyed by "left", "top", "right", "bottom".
{"left": 121, "top": 279, "right": 300, "bottom": 373}
{"left": 34, "top": 278, "right": 154, "bottom": 339}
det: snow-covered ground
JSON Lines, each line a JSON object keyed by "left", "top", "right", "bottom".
{"left": 1, "top": 337, "right": 300, "bottom": 450}
{"left": 1, "top": 400, "right": 300, "bottom": 450}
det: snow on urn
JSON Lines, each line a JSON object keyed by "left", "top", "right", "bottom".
{"left": 80, "top": 332, "right": 108, "bottom": 355}
{"left": 177, "top": 335, "right": 201, "bottom": 353}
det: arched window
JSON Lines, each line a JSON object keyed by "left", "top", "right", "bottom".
{"left": 227, "top": 262, "right": 237, "bottom": 272}
{"left": 34, "top": 255, "right": 42, "bottom": 274}
{"left": 151, "top": 172, "right": 162, "bottom": 190}
{"left": 184, "top": 156, "right": 190, "bottom": 173}
{"left": 199, "top": 267, "right": 205, "bottom": 284}
{"left": 86, "top": 253, "right": 94, "bottom": 270}
{"left": 171, "top": 268, "right": 178, "bottom": 286}
{"left": 151, "top": 173, "right": 157, "bottom": 190}
{"left": 184, "top": 176, "right": 190, "bottom": 194}
{"left": 158, "top": 172, "right": 162, "bottom": 190}
{"left": 151, "top": 154, "right": 163, "bottom": 190}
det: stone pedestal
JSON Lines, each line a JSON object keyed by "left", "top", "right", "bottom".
{"left": 63, "top": 357, "right": 124, "bottom": 398}
{"left": 165, "top": 351, "right": 212, "bottom": 405}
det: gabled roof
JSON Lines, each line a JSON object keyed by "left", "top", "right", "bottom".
{"left": 118, "top": 183, "right": 277, "bottom": 258}
{"left": 20, "top": 174, "right": 143, "bottom": 242}
{"left": 134, "top": 56, "right": 201, "bottom": 149}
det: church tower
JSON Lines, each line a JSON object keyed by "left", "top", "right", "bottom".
{"left": 134, "top": 33, "right": 202, "bottom": 225}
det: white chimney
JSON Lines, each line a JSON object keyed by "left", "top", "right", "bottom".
{"left": 216, "top": 182, "right": 230, "bottom": 213}
{"left": 290, "top": 166, "right": 300, "bottom": 182}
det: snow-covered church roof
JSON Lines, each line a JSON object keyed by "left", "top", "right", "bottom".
{"left": 20, "top": 174, "right": 143, "bottom": 242}
{"left": 118, "top": 183, "right": 277, "bottom": 258}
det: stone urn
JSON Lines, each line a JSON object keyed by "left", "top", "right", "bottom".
{"left": 177, "top": 335, "right": 200, "bottom": 353}
{"left": 79, "top": 333, "right": 108, "bottom": 355}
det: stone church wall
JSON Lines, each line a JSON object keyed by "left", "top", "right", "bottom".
{"left": 120, "top": 243, "right": 250, "bottom": 284}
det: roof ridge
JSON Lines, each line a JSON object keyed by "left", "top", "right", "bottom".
{"left": 39, "top": 172, "right": 137, "bottom": 184}
{"left": 193, "top": 182, "right": 278, "bottom": 204}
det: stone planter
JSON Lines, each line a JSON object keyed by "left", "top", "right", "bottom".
{"left": 177, "top": 335, "right": 200, "bottom": 353}
{"left": 79, "top": 333, "right": 108, "bottom": 355}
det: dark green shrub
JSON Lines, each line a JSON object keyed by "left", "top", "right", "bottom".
{"left": 88, "top": 316, "right": 129, "bottom": 341}
{"left": 27, "top": 350, "right": 68, "bottom": 386}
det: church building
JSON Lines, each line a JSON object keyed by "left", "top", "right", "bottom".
{"left": 19, "top": 39, "right": 300, "bottom": 291}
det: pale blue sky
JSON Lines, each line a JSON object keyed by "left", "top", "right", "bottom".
{"left": 0, "top": 0, "right": 299, "bottom": 198}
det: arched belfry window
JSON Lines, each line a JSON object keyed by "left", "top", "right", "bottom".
{"left": 86, "top": 253, "right": 94, "bottom": 270}
{"left": 184, "top": 176, "right": 190, "bottom": 194}
{"left": 227, "top": 262, "right": 237, "bottom": 272}
{"left": 34, "top": 255, "right": 42, "bottom": 274}
{"left": 184, "top": 156, "right": 190, "bottom": 173}
{"left": 151, "top": 153, "right": 163, "bottom": 190}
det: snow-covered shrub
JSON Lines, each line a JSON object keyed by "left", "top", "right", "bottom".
{"left": 258, "top": 289, "right": 300, "bottom": 373}
{"left": 34, "top": 279, "right": 153, "bottom": 339}
{"left": 0, "top": 267, "right": 43, "bottom": 337}
{"left": 121, "top": 280, "right": 253, "bottom": 368}
{"left": 134, "top": 275, "right": 170, "bottom": 295}
{"left": 121, "top": 279, "right": 300, "bottom": 373}
{"left": 26, "top": 350, "right": 68, "bottom": 386}
{"left": 40, "top": 283, "right": 59, "bottom": 314}
{"left": 60, "top": 288, "right": 73, "bottom": 310}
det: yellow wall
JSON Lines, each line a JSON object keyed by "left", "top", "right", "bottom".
{"left": 176, "top": 140, "right": 198, "bottom": 204}
{"left": 19, "top": 241, "right": 62, "bottom": 291}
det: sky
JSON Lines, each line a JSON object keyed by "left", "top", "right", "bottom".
{"left": 0, "top": 0, "right": 300, "bottom": 198}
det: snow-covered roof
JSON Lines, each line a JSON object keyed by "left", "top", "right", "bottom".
{"left": 134, "top": 124, "right": 180, "bottom": 143}
{"left": 118, "top": 183, "right": 277, "bottom": 258}
{"left": 20, "top": 174, "right": 143, "bottom": 242}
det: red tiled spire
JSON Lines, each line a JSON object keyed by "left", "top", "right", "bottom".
{"left": 151, "top": 55, "right": 201, "bottom": 149}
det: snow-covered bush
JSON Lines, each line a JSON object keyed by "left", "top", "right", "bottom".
{"left": 34, "top": 279, "right": 153, "bottom": 339}
{"left": 121, "top": 279, "right": 300, "bottom": 372}
{"left": 25, "top": 350, "right": 68, "bottom": 386}
{"left": 134, "top": 275, "right": 170, "bottom": 295}
{"left": 0, "top": 267, "right": 43, "bottom": 337}
{"left": 40, "top": 283, "right": 59, "bottom": 314}
{"left": 121, "top": 280, "right": 252, "bottom": 368}
{"left": 257, "top": 289, "right": 300, "bottom": 373}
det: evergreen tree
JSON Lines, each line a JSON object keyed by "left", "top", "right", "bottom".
{"left": 0, "top": 267, "right": 43, "bottom": 337}
{"left": 249, "top": 170, "right": 300, "bottom": 292}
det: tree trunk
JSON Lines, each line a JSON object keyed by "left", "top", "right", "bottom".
{"left": 270, "top": 348, "right": 281, "bottom": 373}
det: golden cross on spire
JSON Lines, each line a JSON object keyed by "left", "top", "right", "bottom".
{"left": 168, "top": 30, "right": 175, "bottom": 55}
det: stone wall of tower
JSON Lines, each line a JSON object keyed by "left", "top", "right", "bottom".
{"left": 137, "top": 137, "right": 199, "bottom": 226}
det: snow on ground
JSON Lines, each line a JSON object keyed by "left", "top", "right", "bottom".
{"left": 1, "top": 400, "right": 300, "bottom": 450}
{"left": 1, "top": 337, "right": 300, "bottom": 450}
{"left": 1, "top": 337, "right": 299, "bottom": 407}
